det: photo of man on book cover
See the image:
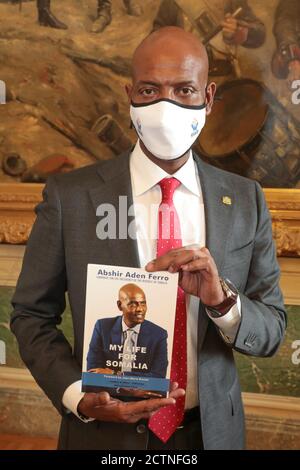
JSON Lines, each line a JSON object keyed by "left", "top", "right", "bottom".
{"left": 82, "top": 265, "right": 178, "bottom": 399}
{"left": 87, "top": 282, "right": 168, "bottom": 374}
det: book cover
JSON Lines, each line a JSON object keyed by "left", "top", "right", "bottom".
{"left": 82, "top": 264, "right": 178, "bottom": 399}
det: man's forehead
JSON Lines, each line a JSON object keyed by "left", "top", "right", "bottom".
{"left": 132, "top": 28, "right": 208, "bottom": 74}
{"left": 126, "top": 292, "right": 146, "bottom": 300}
{"left": 135, "top": 53, "right": 202, "bottom": 70}
{"left": 132, "top": 55, "right": 205, "bottom": 82}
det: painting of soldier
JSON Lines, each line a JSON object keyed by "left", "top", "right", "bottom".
{"left": 36, "top": 0, "right": 143, "bottom": 33}
{"left": 152, "top": 0, "right": 266, "bottom": 79}
{"left": 152, "top": 0, "right": 300, "bottom": 188}
{"left": 271, "top": 0, "right": 300, "bottom": 84}
{"left": 0, "top": 0, "right": 145, "bottom": 183}
{"left": 153, "top": 0, "right": 265, "bottom": 49}
{"left": 0, "top": 0, "right": 299, "bottom": 187}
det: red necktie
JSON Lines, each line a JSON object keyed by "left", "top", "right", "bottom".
{"left": 148, "top": 177, "right": 187, "bottom": 443}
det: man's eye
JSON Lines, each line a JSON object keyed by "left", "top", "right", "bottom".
{"left": 141, "top": 89, "right": 155, "bottom": 96}
{"left": 180, "top": 88, "right": 193, "bottom": 95}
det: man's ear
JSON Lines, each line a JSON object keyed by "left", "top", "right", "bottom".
{"left": 117, "top": 300, "right": 122, "bottom": 311}
{"left": 205, "top": 82, "right": 217, "bottom": 116}
{"left": 125, "top": 83, "right": 133, "bottom": 103}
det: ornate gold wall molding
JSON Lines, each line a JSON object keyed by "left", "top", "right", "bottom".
{"left": 0, "top": 184, "right": 300, "bottom": 257}
{"left": 0, "top": 183, "right": 42, "bottom": 244}
{"left": 265, "top": 189, "right": 300, "bottom": 257}
{"left": 0, "top": 184, "right": 42, "bottom": 207}
{"left": 0, "top": 221, "right": 34, "bottom": 244}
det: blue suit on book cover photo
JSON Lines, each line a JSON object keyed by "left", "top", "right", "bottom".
{"left": 87, "top": 316, "right": 168, "bottom": 377}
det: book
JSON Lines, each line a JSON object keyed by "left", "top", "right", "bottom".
{"left": 82, "top": 264, "right": 179, "bottom": 399}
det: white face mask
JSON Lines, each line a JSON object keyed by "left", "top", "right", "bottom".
{"left": 130, "top": 98, "right": 206, "bottom": 160}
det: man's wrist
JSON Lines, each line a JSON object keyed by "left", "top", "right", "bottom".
{"left": 77, "top": 396, "right": 94, "bottom": 422}
{"left": 78, "top": 410, "right": 90, "bottom": 421}
{"left": 204, "top": 278, "right": 238, "bottom": 317}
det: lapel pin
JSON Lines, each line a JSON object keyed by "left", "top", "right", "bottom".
{"left": 222, "top": 196, "right": 232, "bottom": 205}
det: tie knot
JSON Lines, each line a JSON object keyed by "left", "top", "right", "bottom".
{"left": 125, "top": 329, "right": 135, "bottom": 337}
{"left": 159, "top": 177, "right": 181, "bottom": 203}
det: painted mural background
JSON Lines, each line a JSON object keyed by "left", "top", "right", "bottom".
{"left": 0, "top": 0, "right": 300, "bottom": 187}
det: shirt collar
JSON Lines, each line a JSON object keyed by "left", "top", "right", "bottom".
{"left": 130, "top": 140, "right": 201, "bottom": 198}
{"left": 122, "top": 317, "right": 141, "bottom": 334}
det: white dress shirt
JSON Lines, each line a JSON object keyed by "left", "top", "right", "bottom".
{"left": 62, "top": 140, "right": 241, "bottom": 419}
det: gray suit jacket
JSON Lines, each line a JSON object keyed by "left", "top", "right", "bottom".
{"left": 11, "top": 150, "right": 286, "bottom": 450}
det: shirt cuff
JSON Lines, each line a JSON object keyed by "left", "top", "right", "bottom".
{"left": 206, "top": 295, "right": 242, "bottom": 344}
{"left": 62, "top": 380, "right": 95, "bottom": 423}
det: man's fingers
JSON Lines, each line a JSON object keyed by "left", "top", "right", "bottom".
{"left": 126, "top": 412, "right": 153, "bottom": 423}
{"left": 170, "top": 388, "right": 185, "bottom": 399}
{"left": 237, "top": 19, "right": 250, "bottom": 28}
{"left": 94, "top": 391, "right": 111, "bottom": 407}
{"left": 170, "top": 381, "right": 179, "bottom": 392}
{"left": 223, "top": 27, "right": 236, "bottom": 34}
{"left": 84, "top": 393, "right": 186, "bottom": 424}
{"left": 124, "top": 397, "right": 176, "bottom": 416}
{"left": 181, "top": 258, "right": 211, "bottom": 273}
{"left": 169, "top": 381, "right": 185, "bottom": 398}
{"left": 222, "top": 21, "right": 236, "bottom": 28}
{"left": 146, "top": 248, "right": 209, "bottom": 272}
{"left": 170, "top": 255, "right": 211, "bottom": 274}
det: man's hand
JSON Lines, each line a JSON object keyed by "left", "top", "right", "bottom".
{"left": 77, "top": 382, "right": 185, "bottom": 423}
{"left": 116, "top": 388, "right": 164, "bottom": 399}
{"left": 222, "top": 14, "right": 238, "bottom": 40}
{"left": 88, "top": 368, "right": 114, "bottom": 374}
{"left": 146, "top": 245, "right": 225, "bottom": 307}
{"left": 221, "top": 14, "right": 248, "bottom": 45}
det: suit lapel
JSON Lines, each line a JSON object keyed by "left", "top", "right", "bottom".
{"left": 193, "top": 153, "right": 236, "bottom": 354}
{"left": 194, "top": 153, "right": 235, "bottom": 273}
{"left": 88, "top": 151, "right": 140, "bottom": 268}
{"left": 111, "top": 316, "right": 123, "bottom": 346}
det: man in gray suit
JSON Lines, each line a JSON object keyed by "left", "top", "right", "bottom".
{"left": 11, "top": 26, "right": 286, "bottom": 450}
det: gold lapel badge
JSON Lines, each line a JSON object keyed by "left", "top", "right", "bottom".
{"left": 222, "top": 196, "right": 232, "bottom": 205}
